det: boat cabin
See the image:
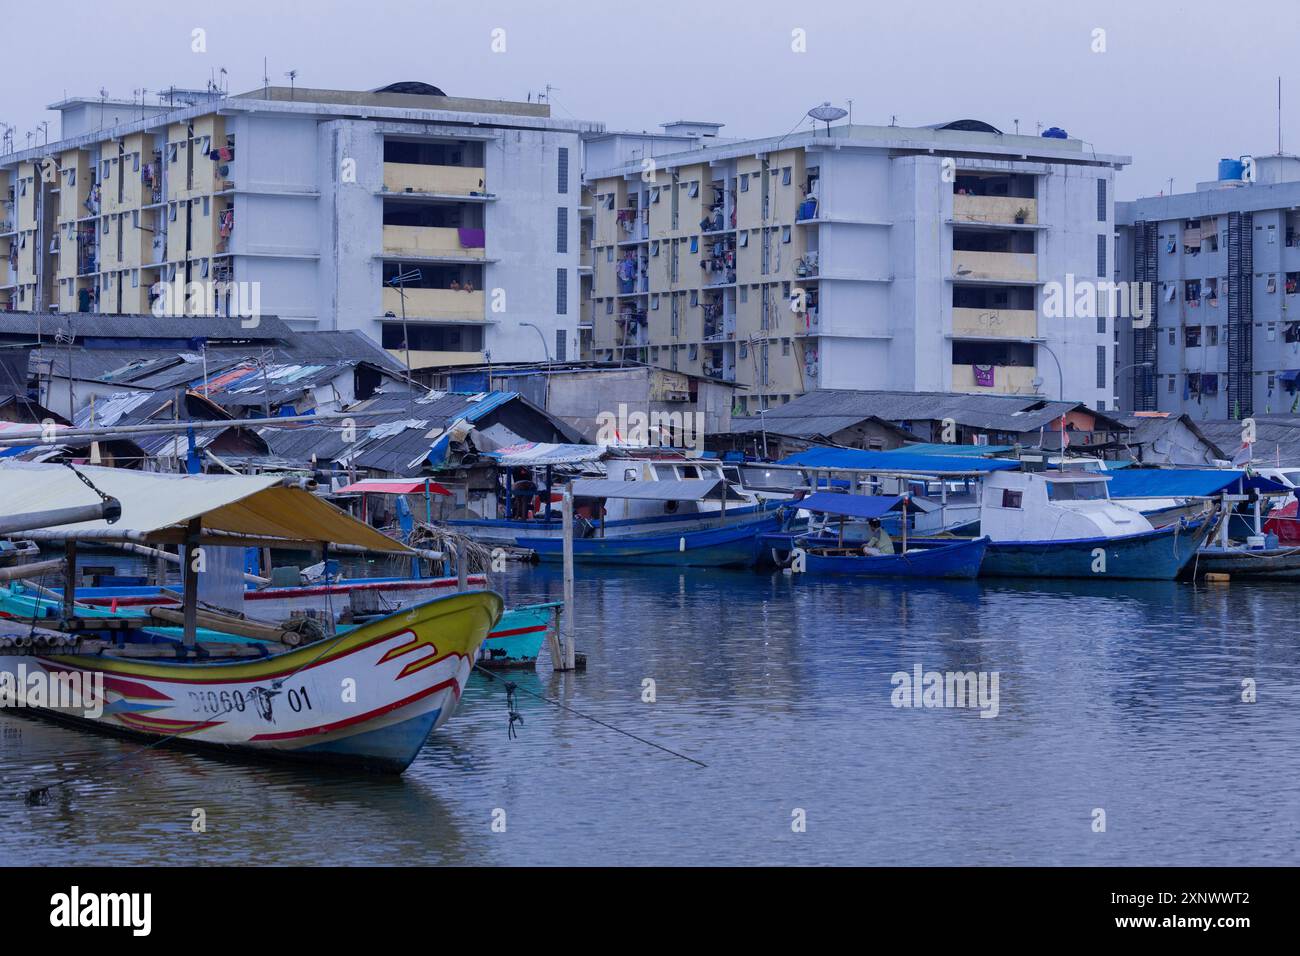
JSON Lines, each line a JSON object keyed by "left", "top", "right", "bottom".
{"left": 980, "top": 470, "right": 1152, "bottom": 542}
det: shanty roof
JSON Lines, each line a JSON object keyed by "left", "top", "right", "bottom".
{"left": 735, "top": 389, "right": 1126, "bottom": 435}
{"left": 1116, "top": 414, "right": 1227, "bottom": 461}
{"left": 1196, "top": 418, "right": 1300, "bottom": 466}
{"left": 0, "top": 461, "right": 408, "bottom": 551}
{"left": 487, "top": 442, "right": 607, "bottom": 466}
{"left": 0, "top": 348, "right": 31, "bottom": 398}
{"left": 0, "top": 313, "right": 292, "bottom": 341}
{"left": 780, "top": 446, "right": 1021, "bottom": 474}
{"left": 334, "top": 478, "right": 452, "bottom": 496}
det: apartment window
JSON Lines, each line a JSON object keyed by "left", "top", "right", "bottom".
{"left": 557, "top": 148, "right": 569, "bottom": 193}
{"left": 687, "top": 181, "right": 699, "bottom": 198}
{"left": 782, "top": 338, "right": 791, "bottom": 356}
{"left": 1097, "top": 314, "right": 1106, "bottom": 334}
{"left": 606, "top": 247, "right": 613, "bottom": 262}
{"left": 739, "top": 174, "right": 749, "bottom": 193}
{"left": 203, "top": 196, "right": 210, "bottom": 216}
{"left": 1096, "top": 179, "right": 1106, "bottom": 222}
{"left": 1167, "top": 376, "right": 1175, "bottom": 393}
{"left": 782, "top": 225, "right": 792, "bottom": 244}
{"left": 739, "top": 341, "right": 748, "bottom": 359}
{"left": 1096, "top": 234, "right": 1106, "bottom": 277}
{"left": 1208, "top": 325, "right": 1219, "bottom": 346}
{"left": 739, "top": 285, "right": 748, "bottom": 303}
{"left": 556, "top": 268, "right": 568, "bottom": 314}
{"left": 555, "top": 329, "right": 567, "bottom": 362}
{"left": 782, "top": 167, "right": 792, "bottom": 185}
{"left": 605, "top": 298, "right": 613, "bottom": 315}
{"left": 651, "top": 294, "right": 660, "bottom": 310}
{"left": 739, "top": 231, "right": 749, "bottom": 247}
{"left": 133, "top": 153, "right": 141, "bottom": 173}
{"left": 690, "top": 290, "right": 699, "bottom": 307}
{"left": 1096, "top": 345, "right": 1106, "bottom": 388}
{"left": 1185, "top": 325, "right": 1201, "bottom": 347}
{"left": 556, "top": 207, "right": 568, "bottom": 254}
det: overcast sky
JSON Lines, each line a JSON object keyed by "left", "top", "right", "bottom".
{"left": 2, "top": 0, "right": 1296, "bottom": 200}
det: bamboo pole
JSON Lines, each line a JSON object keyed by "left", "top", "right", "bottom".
{"left": 0, "top": 558, "right": 64, "bottom": 583}
{"left": 0, "top": 500, "right": 120, "bottom": 536}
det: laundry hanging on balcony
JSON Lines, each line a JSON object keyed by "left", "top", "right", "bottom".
{"left": 973, "top": 364, "right": 995, "bottom": 387}
{"left": 457, "top": 227, "right": 485, "bottom": 249}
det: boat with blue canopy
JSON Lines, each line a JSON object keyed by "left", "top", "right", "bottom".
{"left": 763, "top": 492, "right": 989, "bottom": 579}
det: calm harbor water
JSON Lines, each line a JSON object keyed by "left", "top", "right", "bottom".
{"left": 2, "top": 564, "right": 1299, "bottom": 866}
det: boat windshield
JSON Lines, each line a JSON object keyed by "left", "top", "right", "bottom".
{"left": 1046, "top": 481, "right": 1109, "bottom": 501}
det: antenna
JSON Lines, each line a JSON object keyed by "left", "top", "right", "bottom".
{"left": 263, "top": 57, "right": 269, "bottom": 98}
{"left": 1279, "top": 75, "right": 1284, "bottom": 155}
{"left": 284, "top": 69, "right": 298, "bottom": 101}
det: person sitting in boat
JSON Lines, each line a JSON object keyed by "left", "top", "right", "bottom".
{"left": 862, "top": 519, "right": 894, "bottom": 556}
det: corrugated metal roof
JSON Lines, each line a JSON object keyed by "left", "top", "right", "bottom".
{"left": 738, "top": 389, "right": 1124, "bottom": 434}
{"left": 0, "top": 313, "right": 291, "bottom": 340}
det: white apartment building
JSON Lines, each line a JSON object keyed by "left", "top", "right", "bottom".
{"left": 583, "top": 119, "right": 1129, "bottom": 414}
{"left": 1, "top": 82, "right": 600, "bottom": 369}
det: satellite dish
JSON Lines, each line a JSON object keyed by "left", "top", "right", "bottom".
{"left": 807, "top": 102, "right": 848, "bottom": 136}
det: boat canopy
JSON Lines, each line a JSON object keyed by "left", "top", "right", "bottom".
{"left": 797, "top": 492, "right": 909, "bottom": 519}
{"left": 334, "top": 478, "right": 452, "bottom": 495}
{"left": 1104, "top": 468, "right": 1288, "bottom": 499}
{"left": 0, "top": 461, "right": 409, "bottom": 551}
{"left": 897, "top": 442, "right": 1017, "bottom": 457}
{"left": 780, "top": 447, "right": 1020, "bottom": 474}
{"left": 569, "top": 477, "right": 747, "bottom": 501}
{"left": 487, "top": 442, "right": 607, "bottom": 466}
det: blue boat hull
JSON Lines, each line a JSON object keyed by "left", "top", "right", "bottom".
{"left": 520, "top": 515, "right": 781, "bottom": 568}
{"left": 973, "top": 518, "right": 1211, "bottom": 580}
{"left": 800, "top": 536, "right": 989, "bottom": 579}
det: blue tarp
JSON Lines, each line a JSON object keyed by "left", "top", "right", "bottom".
{"left": 796, "top": 492, "right": 906, "bottom": 519}
{"left": 897, "top": 443, "right": 1016, "bottom": 457}
{"left": 780, "top": 446, "right": 1020, "bottom": 474}
{"left": 1104, "top": 469, "right": 1288, "bottom": 498}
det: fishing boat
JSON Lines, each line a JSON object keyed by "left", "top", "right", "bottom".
{"left": 761, "top": 492, "right": 989, "bottom": 579}
{"left": 0, "top": 461, "right": 502, "bottom": 773}
{"left": 970, "top": 470, "right": 1213, "bottom": 580}
{"left": 516, "top": 475, "right": 777, "bottom": 568}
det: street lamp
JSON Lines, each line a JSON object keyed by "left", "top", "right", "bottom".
{"left": 1115, "top": 361, "right": 1154, "bottom": 410}
{"left": 1036, "top": 343, "right": 1065, "bottom": 401}
{"left": 520, "top": 321, "right": 554, "bottom": 406}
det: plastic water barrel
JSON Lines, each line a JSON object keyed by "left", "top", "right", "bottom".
{"left": 1218, "top": 158, "right": 1245, "bottom": 181}
{"left": 1041, "top": 127, "right": 1068, "bottom": 139}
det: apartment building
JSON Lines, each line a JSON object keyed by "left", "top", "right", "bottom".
{"left": 1115, "top": 154, "right": 1300, "bottom": 417}
{"left": 0, "top": 82, "right": 599, "bottom": 369}
{"left": 583, "top": 120, "right": 1128, "bottom": 414}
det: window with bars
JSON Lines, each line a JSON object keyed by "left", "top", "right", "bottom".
{"left": 556, "top": 207, "right": 568, "bottom": 254}
{"left": 1097, "top": 234, "right": 1107, "bottom": 277}
{"left": 1096, "top": 345, "right": 1107, "bottom": 388}
{"left": 557, "top": 148, "right": 569, "bottom": 194}
{"left": 555, "top": 329, "right": 567, "bottom": 362}
{"left": 1097, "top": 179, "right": 1107, "bottom": 222}
{"left": 556, "top": 267, "right": 568, "bottom": 314}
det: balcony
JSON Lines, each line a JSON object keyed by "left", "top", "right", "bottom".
{"left": 951, "top": 307, "right": 1038, "bottom": 339}
{"left": 387, "top": 348, "right": 485, "bottom": 370}
{"left": 951, "top": 363, "right": 1039, "bottom": 395}
{"left": 952, "top": 251, "right": 1037, "bottom": 283}
{"left": 383, "top": 163, "right": 486, "bottom": 197}
{"left": 382, "top": 287, "right": 485, "bottom": 319}
{"left": 382, "top": 224, "right": 485, "bottom": 259}
{"left": 953, "top": 195, "right": 1037, "bottom": 226}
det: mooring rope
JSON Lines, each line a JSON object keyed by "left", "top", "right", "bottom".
{"left": 473, "top": 663, "right": 707, "bottom": 768}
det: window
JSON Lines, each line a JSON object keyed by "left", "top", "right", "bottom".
{"left": 739, "top": 285, "right": 748, "bottom": 303}
{"left": 1047, "top": 481, "right": 1108, "bottom": 501}
{"left": 605, "top": 299, "right": 612, "bottom": 314}
{"left": 739, "top": 174, "right": 749, "bottom": 193}
{"left": 1097, "top": 234, "right": 1107, "bottom": 277}
{"left": 556, "top": 268, "right": 568, "bottom": 314}
{"left": 1168, "top": 376, "right": 1175, "bottom": 393}
{"left": 1097, "top": 314, "right": 1106, "bottom": 334}
{"left": 782, "top": 167, "right": 792, "bottom": 185}
{"left": 557, "top": 148, "right": 569, "bottom": 194}
{"left": 1001, "top": 489, "right": 1022, "bottom": 509}
{"left": 1208, "top": 325, "right": 1219, "bottom": 346}
{"left": 1096, "top": 179, "right": 1106, "bottom": 222}
{"left": 556, "top": 207, "right": 568, "bottom": 253}
{"left": 555, "top": 329, "right": 567, "bottom": 362}
{"left": 202, "top": 196, "right": 210, "bottom": 216}
{"left": 739, "top": 341, "right": 748, "bottom": 359}
{"left": 782, "top": 338, "right": 791, "bottom": 356}
{"left": 1185, "top": 325, "right": 1201, "bottom": 347}
{"left": 1096, "top": 345, "right": 1106, "bottom": 388}
{"left": 687, "top": 181, "right": 699, "bottom": 198}
{"left": 782, "top": 225, "right": 792, "bottom": 243}
{"left": 651, "top": 294, "right": 660, "bottom": 310}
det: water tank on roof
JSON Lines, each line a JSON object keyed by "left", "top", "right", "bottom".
{"left": 1041, "top": 126, "right": 1068, "bottom": 139}
{"left": 1218, "top": 158, "right": 1245, "bottom": 181}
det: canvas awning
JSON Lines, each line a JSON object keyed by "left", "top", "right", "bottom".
{"left": 1104, "top": 468, "right": 1287, "bottom": 499}
{"left": 0, "top": 461, "right": 410, "bottom": 551}
{"left": 334, "top": 479, "right": 452, "bottom": 496}
{"left": 780, "top": 446, "right": 1020, "bottom": 475}
{"left": 796, "top": 492, "right": 908, "bottom": 519}
{"left": 569, "top": 477, "right": 747, "bottom": 501}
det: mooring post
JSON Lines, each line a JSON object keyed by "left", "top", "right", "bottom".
{"left": 560, "top": 482, "right": 576, "bottom": 671}
{"left": 181, "top": 518, "right": 201, "bottom": 647}
{"left": 62, "top": 540, "right": 77, "bottom": 621}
